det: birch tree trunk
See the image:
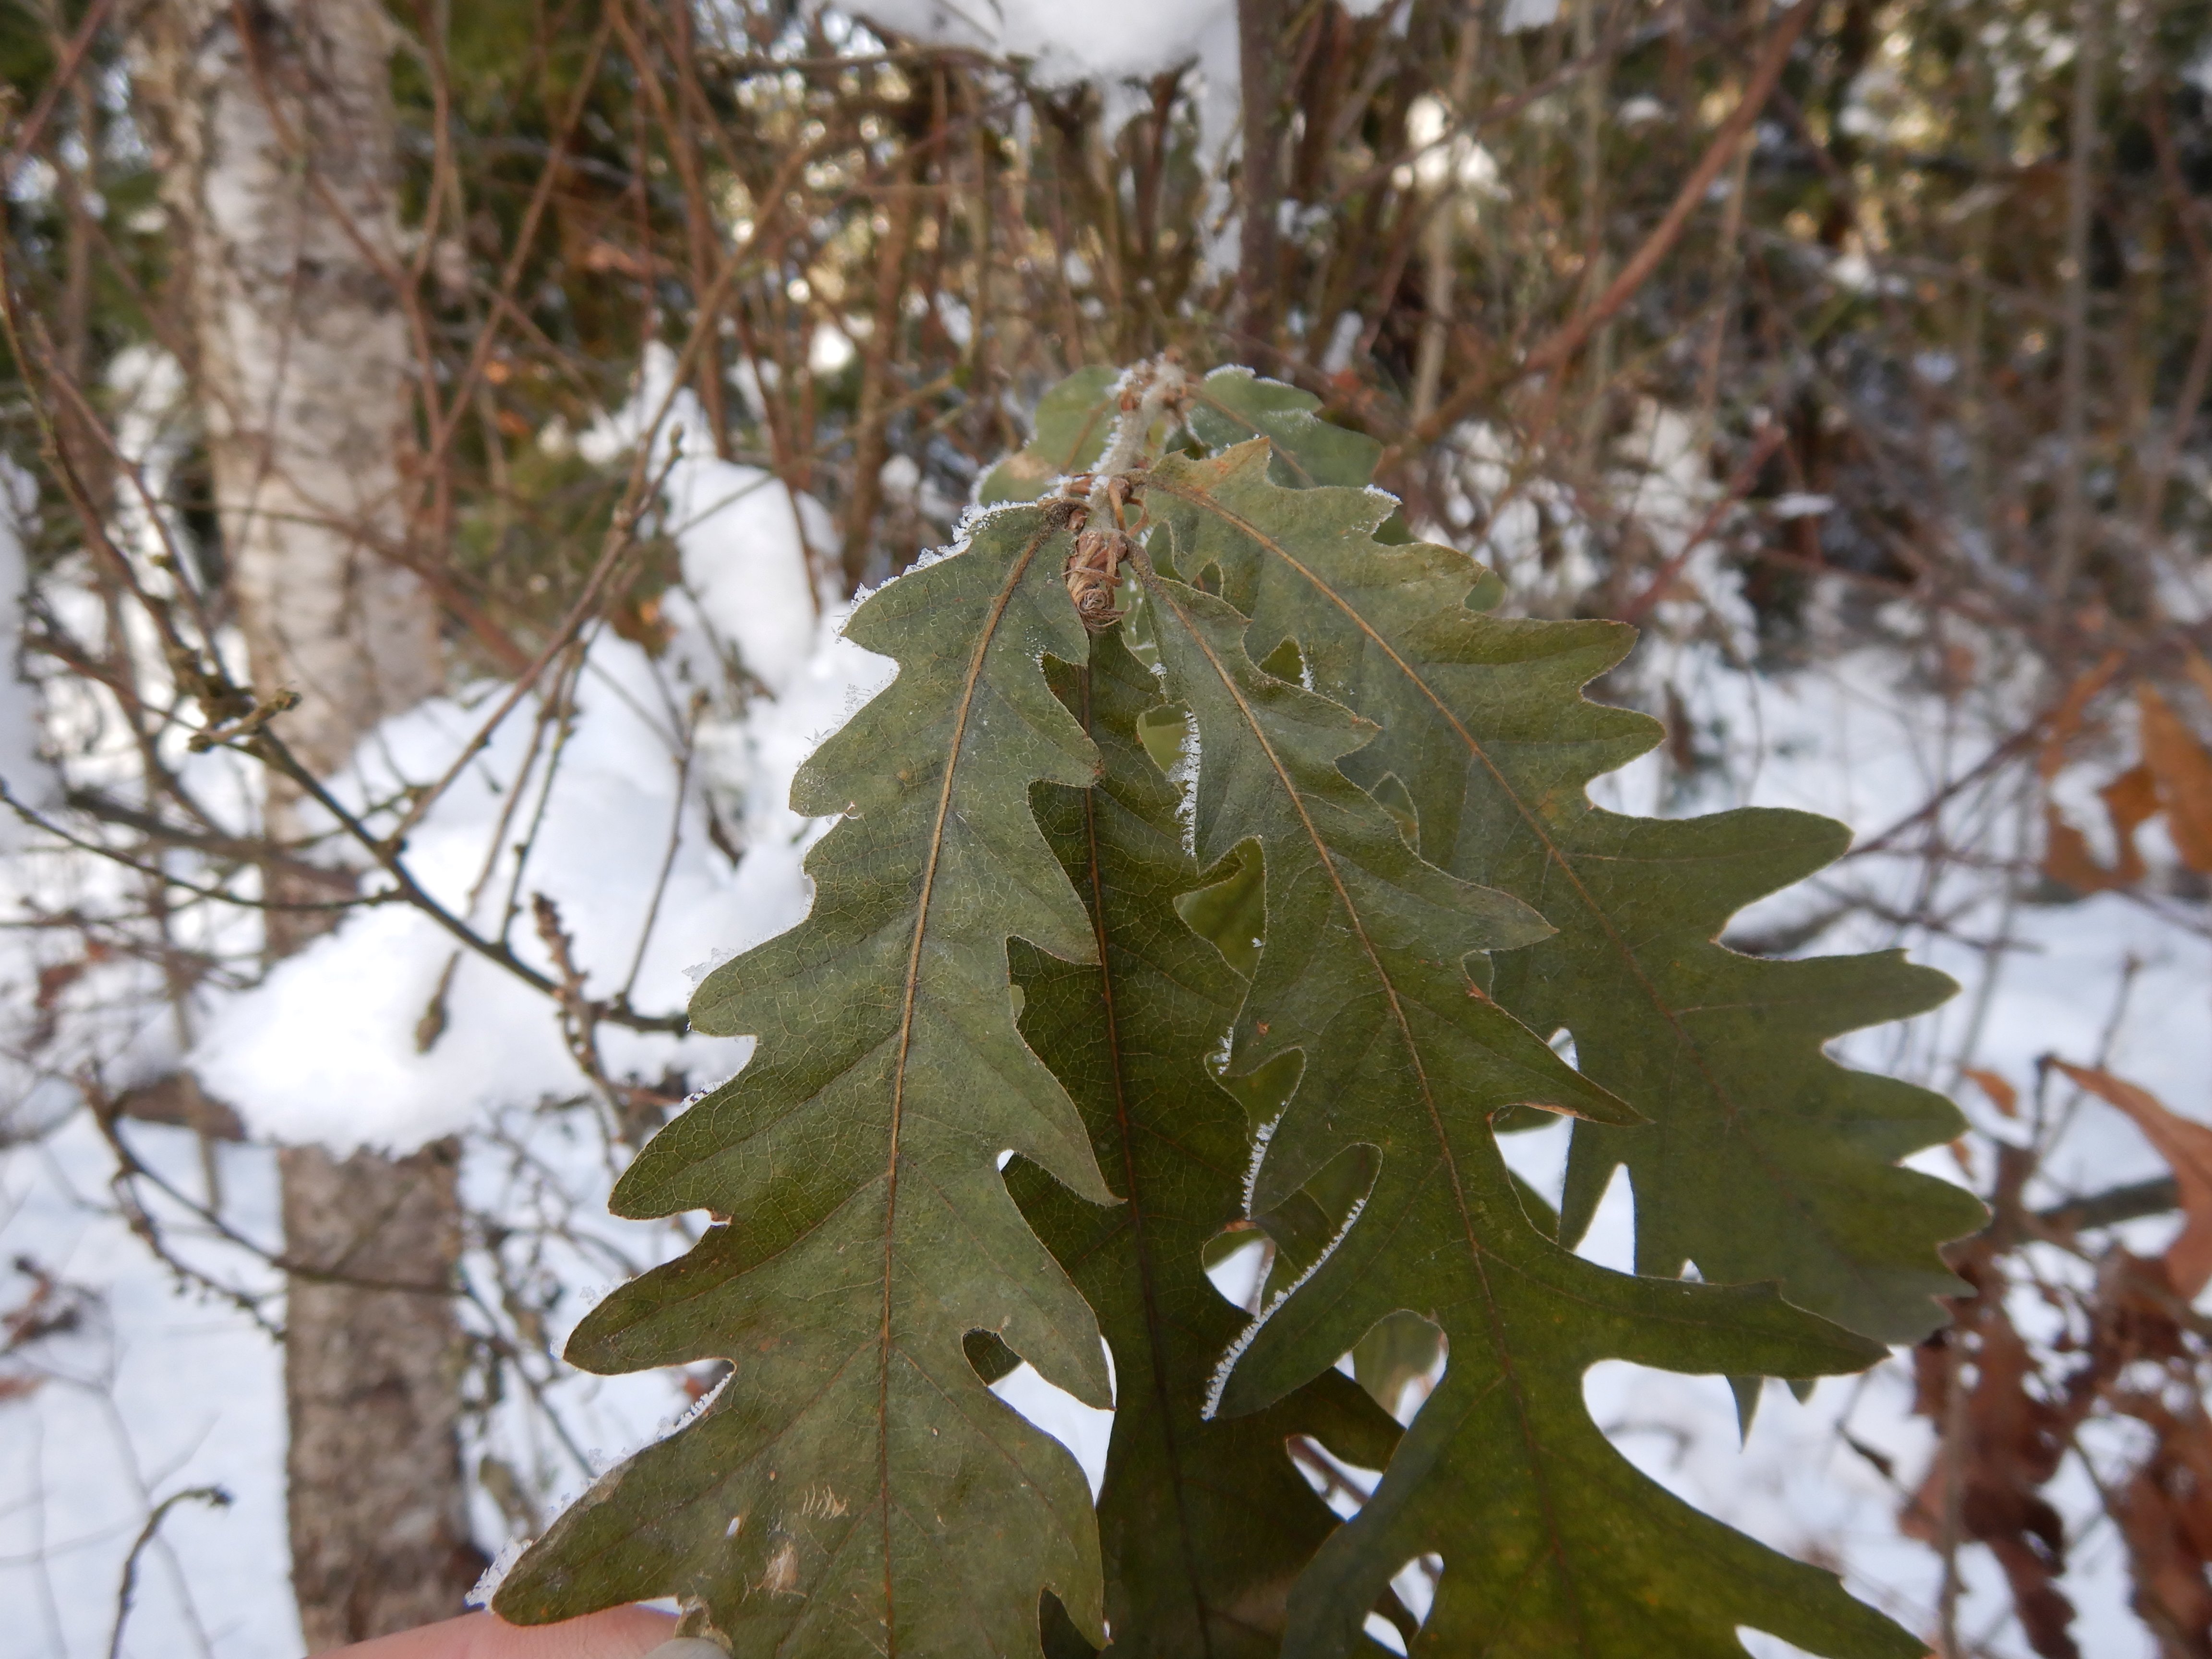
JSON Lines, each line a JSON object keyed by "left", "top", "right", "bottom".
{"left": 136, "top": 1, "right": 483, "bottom": 1643}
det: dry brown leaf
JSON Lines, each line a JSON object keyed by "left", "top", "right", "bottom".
{"left": 2043, "top": 804, "right": 2132, "bottom": 893}
{"left": 2139, "top": 686, "right": 2212, "bottom": 874}
{"left": 2037, "top": 650, "right": 2128, "bottom": 781}
{"left": 2053, "top": 1062, "right": 2212, "bottom": 1298}
{"left": 2116, "top": 1464, "right": 2212, "bottom": 1658}
{"left": 2100, "top": 764, "right": 2159, "bottom": 884}
{"left": 1905, "top": 1246, "right": 2081, "bottom": 1659}
{"left": 2041, "top": 762, "right": 2158, "bottom": 893}
{"left": 2106, "top": 1395, "right": 2212, "bottom": 1659}
{"left": 2185, "top": 647, "right": 2212, "bottom": 711}
{"left": 1962, "top": 1067, "right": 2020, "bottom": 1118}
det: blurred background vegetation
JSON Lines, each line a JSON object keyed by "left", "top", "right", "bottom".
{"left": 12, "top": 0, "right": 2210, "bottom": 661}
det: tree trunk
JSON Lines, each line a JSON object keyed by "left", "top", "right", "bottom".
{"left": 135, "top": 1, "right": 482, "bottom": 1644}
{"left": 278, "top": 1140, "right": 482, "bottom": 1643}
{"left": 1237, "top": 0, "right": 1285, "bottom": 367}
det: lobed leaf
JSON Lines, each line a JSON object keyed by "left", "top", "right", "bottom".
{"left": 1008, "top": 629, "right": 1402, "bottom": 1656}
{"left": 1135, "top": 555, "right": 1913, "bottom": 1659}
{"left": 980, "top": 361, "right": 1395, "bottom": 507}
{"left": 494, "top": 505, "right": 1116, "bottom": 1656}
{"left": 1184, "top": 367, "right": 1391, "bottom": 497}
{"left": 978, "top": 365, "right": 1122, "bottom": 505}
{"left": 1144, "top": 436, "right": 1984, "bottom": 1346}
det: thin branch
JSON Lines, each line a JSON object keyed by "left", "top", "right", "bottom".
{"left": 107, "top": 1485, "right": 231, "bottom": 1659}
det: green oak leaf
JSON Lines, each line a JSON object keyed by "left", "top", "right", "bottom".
{"left": 1134, "top": 557, "right": 1914, "bottom": 1659}
{"left": 986, "top": 362, "right": 1388, "bottom": 509}
{"left": 1145, "top": 438, "right": 1984, "bottom": 1346}
{"left": 1184, "top": 366, "right": 1390, "bottom": 496}
{"left": 1169, "top": 817, "right": 1455, "bottom": 1407}
{"left": 979, "top": 365, "right": 1121, "bottom": 504}
{"left": 493, "top": 504, "right": 1116, "bottom": 1657}
{"left": 1007, "top": 629, "right": 1402, "bottom": 1657}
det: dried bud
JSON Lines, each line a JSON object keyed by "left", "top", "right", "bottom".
{"left": 1064, "top": 526, "right": 1134, "bottom": 632}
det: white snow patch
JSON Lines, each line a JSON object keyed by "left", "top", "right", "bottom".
{"left": 0, "top": 1117, "right": 296, "bottom": 1658}
{"left": 1569, "top": 1162, "right": 1637, "bottom": 1274}
{"left": 188, "top": 611, "right": 891, "bottom": 1151}
{"left": 583, "top": 342, "right": 837, "bottom": 695}
{"left": 1496, "top": 1111, "right": 1573, "bottom": 1215}
{"left": 1501, "top": 0, "right": 1562, "bottom": 31}
{"left": 0, "top": 460, "right": 56, "bottom": 833}
{"left": 185, "top": 344, "right": 896, "bottom": 1152}
{"left": 854, "top": 0, "right": 1385, "bottom": 163}
{"left": 1770, "top": 492, "right": 1836, "bottom": 519}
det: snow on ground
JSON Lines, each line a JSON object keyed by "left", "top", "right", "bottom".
{"left": 0, "top": 1093, "right": 730, "bottom": 1659}
{"left": 188, "top": 348, "right": 892, "bottom": 1153}
{"left": 0, "top": 1112, "right": 292, "bottom": 1659}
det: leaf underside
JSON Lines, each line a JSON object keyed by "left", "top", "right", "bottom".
{"left": 1150, "top": 384, "right": 1983, "bottom": 1347}
{"left": 1008, "top": 630, "right": 1403, "bottom": 1657}
{"left": 494, "top": 505, "right": 1117, "bottom": 1656}
{"left": 1135, "top": 558, "right": 1912, "bottom": 1659}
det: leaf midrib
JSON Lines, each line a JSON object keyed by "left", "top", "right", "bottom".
{"left": 1138, "top": 563, "right": 1596, "bottom": 1655}
{"left": 1070, "top": 663, "right": 1219, "bottom": 1657}
{"left": 878, "top": 517, "right": 1058, "bottom": 1652}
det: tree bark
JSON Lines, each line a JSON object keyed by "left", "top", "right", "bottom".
{"left": 135, "top": 0, "right": 481, "bottom": 1644}
{"left": 1237, "top": 0, "right": 1285, "bottom": 367}
{"left": 279, "top": 1140, "right": 482, "bottom": 1644}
